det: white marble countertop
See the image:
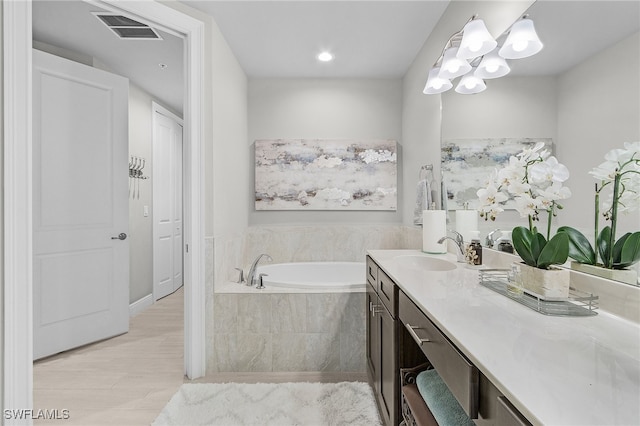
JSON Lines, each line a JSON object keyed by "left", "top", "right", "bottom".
{"left": 368, "top": 249, "right": 640, "bottom": 426}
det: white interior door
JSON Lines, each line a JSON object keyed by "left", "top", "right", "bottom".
{"left": 153, "top": 104, "right": 184, "bottom": 300}
{"left": 32, "top": 49, "right": 130, "bottom": 360}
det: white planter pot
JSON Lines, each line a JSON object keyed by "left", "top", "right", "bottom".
{"left": 517, "top": 262, "right": 571, "bottom": 299}
{"left": 570, "top": 262, "right": 638, "bottom": 285}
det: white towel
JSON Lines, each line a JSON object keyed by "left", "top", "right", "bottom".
{"left": 413, "top": 179, "right": 432, "bottom": 225}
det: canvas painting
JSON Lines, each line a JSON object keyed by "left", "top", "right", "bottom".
{"left": 255, "top": 139, "right": 397, "bottom": 211}
{"left": 441, "top": 138, "right": 554, "bottom": 210}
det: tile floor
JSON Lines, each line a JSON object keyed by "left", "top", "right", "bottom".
{"left": 34, "top": 287, "right": 367, "bottom": 425}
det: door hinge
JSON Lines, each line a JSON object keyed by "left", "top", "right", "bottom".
{"left": 185, "top": 243, "right": 189, "bottom": 253}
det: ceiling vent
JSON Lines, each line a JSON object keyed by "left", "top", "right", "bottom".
{"left": 93, "top": 12, "right": 162, "bottom": 40}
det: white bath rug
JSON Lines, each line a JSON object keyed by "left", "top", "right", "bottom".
{"left": 152, "top": 381, "right": 382, "bottom": 426}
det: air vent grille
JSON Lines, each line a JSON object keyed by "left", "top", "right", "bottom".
{"left": 93, "top": 12, "right": 162, "bottom": 40}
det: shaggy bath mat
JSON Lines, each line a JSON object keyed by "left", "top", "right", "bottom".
{"left": 152, "top": 381, "right": 382, "bottom": 426}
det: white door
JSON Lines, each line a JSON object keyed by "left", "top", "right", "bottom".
{"left": 153, "top": 104, "right": 184, "bottom": 300}
{"left": 32, "top": 49, "right": 130, "bottom": 360}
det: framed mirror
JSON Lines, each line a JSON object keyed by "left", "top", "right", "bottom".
{"left": 440, "top": 1, "right": 640, "bottom": 285}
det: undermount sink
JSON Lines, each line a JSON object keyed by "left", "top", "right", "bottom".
{"left": 392, "top": 255, "right": 457, "bottom": 272}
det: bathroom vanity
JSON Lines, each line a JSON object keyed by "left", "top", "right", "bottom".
{"left": 366, "top": 250, "right": 640, "bottom": 426}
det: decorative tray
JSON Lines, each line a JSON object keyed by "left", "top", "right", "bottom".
{"left": 479, "top": 269, "right": 599, "bottom": 317}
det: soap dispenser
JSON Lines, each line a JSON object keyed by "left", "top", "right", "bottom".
{"left": 497, "top": 230, "right": 514, "bottom": 254}
{"left": 467, "top": 231, "right": 483, "bottom": 265}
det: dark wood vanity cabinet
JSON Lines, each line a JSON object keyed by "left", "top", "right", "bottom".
{"left": 366, "top": 254, "right": 532, "bottom": 426}
{"left": 366, "top": 256, "right": 398, "bottom": 426}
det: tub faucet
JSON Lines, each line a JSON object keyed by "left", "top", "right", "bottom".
{"left": 247, "top": 253, "right": 272, "bottom": 286}
{"left": 437, "top": 230, "right": 466, "bottom": 263}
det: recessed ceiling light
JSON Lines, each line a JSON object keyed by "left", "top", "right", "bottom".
{"left": 317, "top": 51, "right": 334, "bottom": 62}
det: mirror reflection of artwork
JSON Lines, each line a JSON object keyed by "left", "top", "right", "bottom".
{"left": 441, "top": 138, "right": 553, "bottom": 210}
{"left": 255, "top": 139, "right": 397, "bottom": 211}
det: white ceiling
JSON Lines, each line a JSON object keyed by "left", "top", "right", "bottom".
{"left": 31, "top": 1, "right": 640, "bottom": 115}
{"left": 183, "top": 1, "right": 449, "bottom": 78}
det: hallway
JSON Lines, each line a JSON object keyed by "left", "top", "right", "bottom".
{"left": 34, "top": 288, "right": 184, "bottom": 425}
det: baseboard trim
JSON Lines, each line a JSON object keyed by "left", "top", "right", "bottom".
{"left": 129, "top": 294, "right": 153, "bottom": 317}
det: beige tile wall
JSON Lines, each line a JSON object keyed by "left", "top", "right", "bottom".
{"left": 212, "top": 292, "right": 365, "bottom": 373}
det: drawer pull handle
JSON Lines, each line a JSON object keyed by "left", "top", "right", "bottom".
{"left": 405, "top": 323, "right": 431, "bottom": 345}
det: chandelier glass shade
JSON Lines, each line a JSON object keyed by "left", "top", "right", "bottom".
{"left": 423, "top": 67, "right": 454, "bottom": 94}
{"left": 457, "top": 19, "right": 497, "bottom": 59}
{"left": 424, "top": 15, "right": 542, "bottom": 95}
{"left": 499, "top": 18, "right": 544, "bottom": 59}
{"left": 438, "top": 47, "right": 473, "bottom": 79}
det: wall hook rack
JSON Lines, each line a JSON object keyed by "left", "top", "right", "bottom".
{"left": 129, "top": 155, "right": 149, "bottom": 199}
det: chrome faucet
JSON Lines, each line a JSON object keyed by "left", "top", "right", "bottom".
{"left": 437, "top": 230, "right": 466, "bottom": 263}
{"left": 247, "top": 253, "right": 272, "bottom": 286}
{"left": 486, "top": 228, "right": 501, "bottom": 248}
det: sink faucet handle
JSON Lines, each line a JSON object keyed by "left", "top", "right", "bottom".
{"left": 234, "top": 267, "right": 245, "bottom": 283}
{"left": 450, "top": 230, "right": 464, "bottom": 244}
{"left": 256, "top": 273, "right": 268, "bottom": 290}
{"left": 486, "top": 228, "right": 501, "bottom": 248}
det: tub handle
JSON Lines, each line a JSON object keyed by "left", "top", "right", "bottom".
{"left": 234, "top": 267, "right": 245, "bottom": 284}
{"left": 256, "top": 273, "right": 268, "bottom": 290}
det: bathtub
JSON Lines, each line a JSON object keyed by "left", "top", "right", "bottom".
{"left": 213, "top": 261, "right": 367, "bottom": 372}
{"left": 256, "top": 262, "right": 365, "bottom": 290}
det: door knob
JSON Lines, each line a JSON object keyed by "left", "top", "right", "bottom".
{"left": 111, "top": 233, "right": 127, "bottom": 240}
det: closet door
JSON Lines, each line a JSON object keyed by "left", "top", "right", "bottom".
{"left": 153, "top": 103, "right": 184, "bottom": 300}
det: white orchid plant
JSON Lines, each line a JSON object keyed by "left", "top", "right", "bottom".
{"left": 559, "top": 142, "right": 640, "bottom": 270}
{"left": 477, "top": 142, "right": 572, "bottom": 270}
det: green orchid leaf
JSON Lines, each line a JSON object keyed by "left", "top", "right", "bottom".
{"left": 531, "top": 231, "right": 547, "bottom": 263}
{"left": 512, "top": 226, "right": 536, "bottom": 267}
{"left": 598, "top": 226, "right": 612, "bottom": 268}
{"left": 537, "top": 233, "right": 569, "bottom": 269}
{"left": 612, "top": 233, "right": 631, "bottom": 264}
{"left": 558, "top": 226, "right": 596, "bottom": 264}
{"left": 619, "top": 232, "right": 640, "bottom": 268}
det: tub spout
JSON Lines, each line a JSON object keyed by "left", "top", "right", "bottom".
{"left": 247, "top": 253, "right": 272, "bottom": 286}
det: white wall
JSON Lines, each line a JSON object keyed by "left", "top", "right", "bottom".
{"left": 402, "top": 0, "right": 535, "bottom": 227}
{"left": 557, "top": 32, "right": 640, "bottom": 237}
{"left": 248, "top": 78, "right": 403, "bottom": 225}
{"left": 210, "top": 17, "right": 249, "bottom": 238}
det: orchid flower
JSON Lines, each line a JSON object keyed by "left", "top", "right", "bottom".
{"left": 477, "top": 141, "right": 571, "bottom": 240}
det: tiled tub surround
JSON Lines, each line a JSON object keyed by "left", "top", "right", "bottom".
{"left": 212, "top": 291, "right": 365, "bottom": 373}
{"left": 214, "top": 225, "right": 421, "bottom": 284}
{"left": 208, "top": 224, "right": 420, "bottom": 374}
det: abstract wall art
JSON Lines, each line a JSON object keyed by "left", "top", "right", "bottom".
{"left": 255, "top": 139, "right": 398, "bottom": 211}
{"left": 441, "top": 138, "right": 554, "bottom": 210}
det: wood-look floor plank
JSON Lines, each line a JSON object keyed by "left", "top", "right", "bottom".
{"left": 34, "top": 288, "right": 185, "bottom": 426}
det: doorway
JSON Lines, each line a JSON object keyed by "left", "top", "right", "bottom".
{"left": 3, "top": 0, "right": 206, "bottom": 413}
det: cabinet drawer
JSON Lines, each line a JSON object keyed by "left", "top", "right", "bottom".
{"left": 399, "top": 291, "right": 479, "bottom": 419}
{"left": 497, "top": 396, "right": 532, "bottom": 426}
{"left": 366, "top": 256, "right": 378, "bottom": 289}
{"left": 378, "top": 269, "right": 396, "bottom": 317}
